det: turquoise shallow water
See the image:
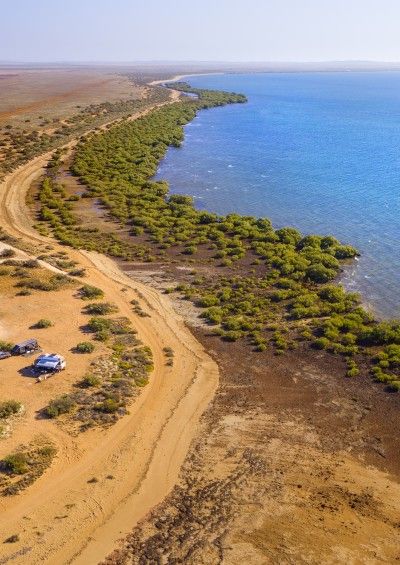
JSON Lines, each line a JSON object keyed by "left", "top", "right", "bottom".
{"left": 155, "top": 72, "right": 400, "bottom": 318}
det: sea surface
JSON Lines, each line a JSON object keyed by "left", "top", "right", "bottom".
{"left": 155, "top": 72, "right": 400, "bottom": 319}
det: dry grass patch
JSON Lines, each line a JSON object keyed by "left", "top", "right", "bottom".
{"left": 0, "top": 436, "right": 56, "bottom": 496}
{"left": 0, "top": 262, "right": 75, "bottom": 296}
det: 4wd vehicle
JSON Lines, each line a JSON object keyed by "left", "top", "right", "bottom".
{"left": 33, "top": 353, "right": 66, "bottom": 376}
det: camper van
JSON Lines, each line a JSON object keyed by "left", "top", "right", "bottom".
{"left": 33, "top": 353, "right": 66, "bottom": 375}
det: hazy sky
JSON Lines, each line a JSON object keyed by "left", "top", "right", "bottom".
{"left": 2, "top": 0, "right": 400, "bottom": 63}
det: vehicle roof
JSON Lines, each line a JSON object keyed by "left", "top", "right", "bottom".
{"left": 36, "top": 353, "right": 64, "bottom": 362}
{"left": 38, "top": 353, "right": 64, "bottom": 361}
{"left": 14, "top": 339, "right": 38, "bottom": 347}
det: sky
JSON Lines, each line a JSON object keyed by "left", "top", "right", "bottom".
{"left": 2, "top": 0, "right": 400, "bottom": 63}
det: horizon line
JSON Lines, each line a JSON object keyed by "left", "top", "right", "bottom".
{"left": 3, "top": 59, "right": 400, "bottom": 66}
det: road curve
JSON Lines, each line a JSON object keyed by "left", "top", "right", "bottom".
{"left": 0, "top": 98, "right": 219, "bottom": 564}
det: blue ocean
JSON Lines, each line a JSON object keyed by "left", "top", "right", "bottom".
{"left": 156, "top": 72, "right": 400, "bottom": 318}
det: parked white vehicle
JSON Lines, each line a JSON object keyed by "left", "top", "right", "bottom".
{"left": 33, "top": 353, "right": 66, "bottom": 376}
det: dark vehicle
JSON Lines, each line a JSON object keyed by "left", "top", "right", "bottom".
{"left": 11, "top": 339, "right": 40, "bottom": 356}
{"left": 0, "top": 351, "right": 11, "bottom": 360}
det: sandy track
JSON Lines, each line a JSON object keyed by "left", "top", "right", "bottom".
{"left": 0, "top": 91, "right": 218, "bottom": 564}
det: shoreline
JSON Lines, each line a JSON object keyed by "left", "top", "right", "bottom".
{"left": 155, "top": 78, "right": 400, "bottom": 321}
{"left": 149, "top": 71, "right": 224, "bottom": 86}
{"left": 147, "top": 68, "right": 400, "bottom": 89}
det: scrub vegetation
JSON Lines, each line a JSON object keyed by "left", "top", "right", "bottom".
{"left": 0, "top": 402, "right": 22, "bottom": 439}
{"left": 0, "top": 438, "right": 56, "bottom": 496}
{"left": 0, "top": 251, "right": 73, "bottom": 297}
{"left": 0, "top": 401, "right": 22, "bottom": 420}
{"left": 43, "top": 307, "right": 153, "bottom": 431}
{"left": 0, "top": 85, "right": 170, "bottom": 182}
{"left": 32, "top": 318, "right": 53, "bottom": 329}
{"left": 34, "top": 82, "right": 400, "bottom": 390}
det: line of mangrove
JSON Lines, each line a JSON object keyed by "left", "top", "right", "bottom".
{"left": 35, "top": 82, "right": 400, "bottom": 392}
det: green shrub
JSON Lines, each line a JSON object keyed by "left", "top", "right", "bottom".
{"left": 163, "top": 347, "right": 174, "bottom": 357}
{"left": 83, "top": 302, "right": 118, "bottom": 315}
{"left": 346, "top": 359, "right": 360, "bottom": 378}
{"left": 201, "top": 306, "right": 223, "bottom": 324}
{"left": 17, "top": 275, "right": 69, "bottom": 292}
{"left": 183, "top": 245, "right": 197, "bottom": 255}
{"left": 197, "top": 294, "right": 219, "bottom": 308}
{"left": 222, "top": 330, "right": 242, "bottom": 342}
{"left": 79, "top": 285, "right": 104, "bottom": 300}
{"left": 75, "top": 342, "right": 95, "bottom": 353}
{"left": 2, "top": 452, "right": 29, "bottom": 475}
{"left": 69, "top": 268, "right": 86, "bottom": 277}
{"left": 334, "top": 245, "right": 359, "bottom": 259}
{"left": 79, "top": 374, "right": 101, "bottom": 388}
{"left": 94, "top": 329, "right": 111, "bottom": 342}
{"left": 96, "top": 398, "right": 120, "bottom": 413}
{"left": 313, "top": 337, "right": 330, "bottom": 350}
{"left": 33, "top": 318, "right": 52, "bottom": 329}
{"left": 44, "top": 395, "right": 76, "bottom": 418}
{"left": 272, "top": 331, "right": 288, "bottom": 351}
{"left": 0, "top": 400, "right": 22, "bottom": 419}
{"left": 306, "top": 264, "right": 336, "bottom": 283}
{"left": 87, "top": 316, "right": 132, "bottom": 337}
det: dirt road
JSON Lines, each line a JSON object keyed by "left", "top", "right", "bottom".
{"left": 0, "top": 90, "right": 218, "bottom": 564}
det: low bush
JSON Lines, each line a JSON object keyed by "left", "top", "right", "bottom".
{"left": 87, "top": 316, "right": 133, "bottom": 339}
{"left": 4, "top": 534, "right": 19, "bottom": 543}
{"left": 79, "top": 285, "right": 104, "bottom": 300}
{"left": 1, "top": 452, "right": 29, "bottom": 475}
{"left": 163, "top": 346, "right": 174, "bottom": 357}
{"left": 95, "top": 398, "right": 121, "bottom": 413}
{"left": 0, "top": 400, "right": 22, "bottom": 419}
{"left": 69, "top": 268, "right": 86, "bottom": 277}
{"left": 83, "top": 302, "right": 118, "bottom": 315}
{"left": 32, "top": 318, "right": 52, "bottom": 329}
{"left": 0, "top": 248, "right": 16, "bottom": 258}
{"left": 22, "top": 259, "right": 39, "bottom": 268}
{"left": 78, "top": 374, "right": 101, "bottom": 388}
{"left": 44, "top": 395, "right": 76, "bottom": 418}
{"left": 346, "top": 359, "right": 360, "bottom": 378}
{"left": 75, "top": 341, "right": 95, "bottom": 354}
